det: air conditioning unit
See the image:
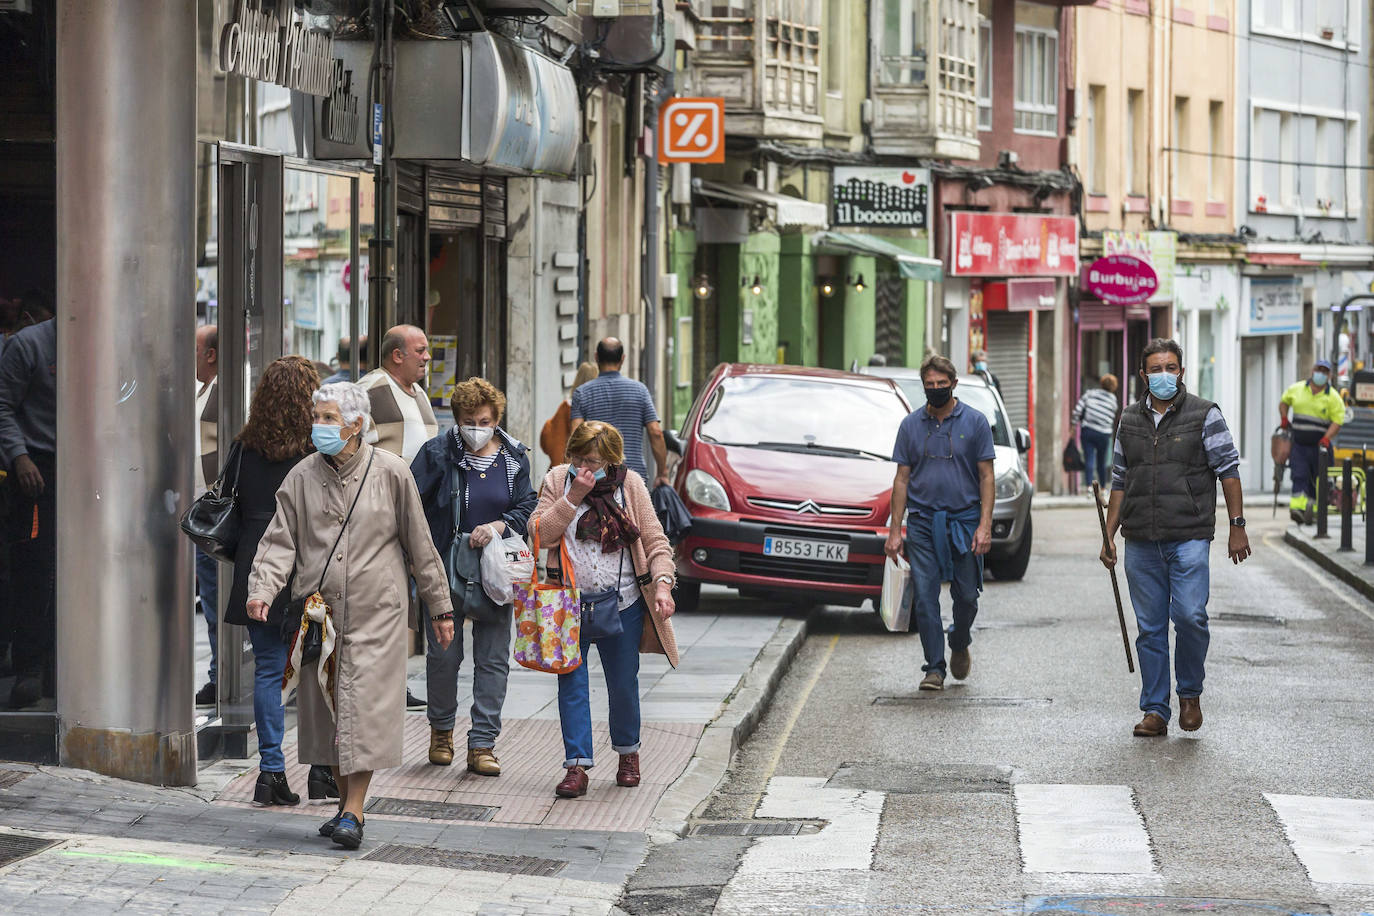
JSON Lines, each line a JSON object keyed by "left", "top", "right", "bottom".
{"left": 476, "top": 0, "right": 571, "bottom": 16}
{"left": 575, "top": 0, "right": 658, "bottom": 15}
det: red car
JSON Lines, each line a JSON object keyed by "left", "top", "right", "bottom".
{"left": 668, "top": 364, "right": 911, "bottom": 613}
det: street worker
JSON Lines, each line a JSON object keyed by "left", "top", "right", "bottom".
{"left": 411, "top": 377, "right": 537, "bottom": 778}
{"left": 571, "top": 338, "right": 670, "bottom": 487}
{"left": 246, "top": 381, "right": 454, "bottom": 851}
{"left": 1101, "top": 338, "right": 1250, "bottom": 738}
{"left": 530, "top": 421, "right": 677, "bottom": 800}
{"left": 1278, "top": 358, "right": 1345, "bottom": 524}
{"left": 885, "top": 354, "right": 996, "bottom": 691}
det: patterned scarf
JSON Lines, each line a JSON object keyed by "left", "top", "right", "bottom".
{"left": 574, "top": 464, "right": 641, "bottom": 552}
{"left": 281, "top": 593, "right": 338, "bottom": 719}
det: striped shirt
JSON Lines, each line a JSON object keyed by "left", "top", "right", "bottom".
{"left": 453, "top": 430, "right": 519, "bottom": 511}
{"left": 1111, "top": 403, "right": 1240, "bottom": 490}
{"left": 570, "top": 370, "right": 659, "bottom": 480}
{"left": 1072, "top": 387, "right": 1119, "bottom": 436}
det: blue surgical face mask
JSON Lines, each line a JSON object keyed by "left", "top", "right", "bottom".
{"left": 569, "top": 463, "right": 607, "bottom": 483}
{"left": 1146, "top": 371, "right": 1180, "bottom": 400}
{"left": 1312, "top": 371, "right": 1329, "bottom": 387}
{"left": 312, "top": 423, "right": 348, "bottom": 456}
{"left": 974, "top": 361, "right": 988, "bottom": 373}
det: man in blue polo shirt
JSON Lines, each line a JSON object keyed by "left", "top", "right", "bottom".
{"left": 570, "top": 338, "right": 669, "bottom": 486}
{"left": 885, "top": 354, "right": 996, "bottom": 690}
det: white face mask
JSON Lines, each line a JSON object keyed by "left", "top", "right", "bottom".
{"left": 459, "top": 425, "right": 495, "bottom": 450}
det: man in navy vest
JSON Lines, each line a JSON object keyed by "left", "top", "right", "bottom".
{"left": 1100, "top": 339, "right": 1251, "bottom": 737}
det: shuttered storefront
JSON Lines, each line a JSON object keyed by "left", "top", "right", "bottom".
{"left": 986, "top": 311, "right": 1030, "bottom": 431}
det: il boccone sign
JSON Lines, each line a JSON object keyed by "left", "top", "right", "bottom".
{"left": 1084, "top": 254, "right": 1159, "bottom": 305}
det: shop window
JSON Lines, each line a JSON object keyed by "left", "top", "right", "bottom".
{"left": 1013, "top": 26, "right": 1057, "bottom": 135}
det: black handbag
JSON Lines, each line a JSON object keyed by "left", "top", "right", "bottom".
{"left": 283, "top": 450, "right": 374, "bottom": 664}
{"left": 1062, "top": 438, "right": 1086, "bottom": 473}
{"left": 180, "top": 441, "right": 243, "bottom": 562}
{"left": 578, "top": 503, "right": 627, "bottom": 642}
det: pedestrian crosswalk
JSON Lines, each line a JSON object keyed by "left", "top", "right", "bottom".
{"left": 713, "top": 778, "right": 1374, "bottom": 912}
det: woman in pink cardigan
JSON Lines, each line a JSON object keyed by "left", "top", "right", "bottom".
{"left": 531, "top": 421, "right": 678, "bottom": 799}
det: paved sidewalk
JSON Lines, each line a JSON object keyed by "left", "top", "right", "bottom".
{"left": 0, "top": 593, "right": 805, "bottom": 913}
{"left": 1284, "top": 523, "right": 1374, "bottom": 601}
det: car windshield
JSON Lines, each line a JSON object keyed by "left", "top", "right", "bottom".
{"left": 890, "top": 378, "right": 1013, "bottom": 447}
{"left": 697, "top": 376, "right": 909, "bottom": 460}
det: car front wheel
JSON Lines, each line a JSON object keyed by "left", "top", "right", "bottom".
{"left": 986, "top": 515, "right": 1032, "bottom": 581}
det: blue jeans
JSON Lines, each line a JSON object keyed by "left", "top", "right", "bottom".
{"left": 906, "top": 516, "right": 980, "bottom": 675}
{"left": 1123, "top": 539, "right": 1211, "bottom": 722}
{"left": 246, "top": 620, "right": 288, "bottom": 772}
{"left": 557, "top": 599, "right": 645, "bottom": 768}
{"left": 195, "top": 548, "right": 219, "bottom": 685}
{"left": 425, "top": 608, "right": 513, "bottom": 747}
{"left": 1080, "top": 427, "right": 1111, "bottom": 489}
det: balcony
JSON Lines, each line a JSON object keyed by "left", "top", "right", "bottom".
{"left": 869, "top": 0, "right": 980, "bottom": 160}
{"left": 693, "top": 0, "right": 824, "bottom": 142}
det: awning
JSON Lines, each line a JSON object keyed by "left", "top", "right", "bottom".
{"left": 695, "top": 180, "right": 829, "bottom": 229}
{"left": 811, "top": 231, "right": 945, "bottom": 281}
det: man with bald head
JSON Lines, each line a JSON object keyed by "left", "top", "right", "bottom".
{"left": 360, "top": 324, "right": 438, "bottom": 464}
{"left": 570, "top": 337, "right": 668, "bottom": 485}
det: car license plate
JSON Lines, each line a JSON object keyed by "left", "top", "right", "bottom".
{"left": 762, "top": 536, "right": 849, "bottom": 563}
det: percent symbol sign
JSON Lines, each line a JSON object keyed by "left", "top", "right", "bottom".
{"left": 658, "top": 98, "right": 725, "bottom": 164}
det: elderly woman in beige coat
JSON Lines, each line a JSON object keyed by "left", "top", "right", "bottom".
{"left": 247, "top": 381, "right": 454, "bottom": 851}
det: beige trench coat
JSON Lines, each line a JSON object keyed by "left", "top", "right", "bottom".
{"left": 248, "top": 443, "right": 452, "bottom": 775}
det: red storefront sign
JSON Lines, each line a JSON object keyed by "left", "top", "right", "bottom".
{"left": 1083, "top": 254, "right": 1158, "bottom": 305}
{"left": 948, "top": 212, "right": 1080, "bottom": 277}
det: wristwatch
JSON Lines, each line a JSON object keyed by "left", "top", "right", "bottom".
{"left": 1230, "top": 516, "right": 1246, "bottom": 528}
{"left": 655, "top": 575, "right": 674, "bottom": 586}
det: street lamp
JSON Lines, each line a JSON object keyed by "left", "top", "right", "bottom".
{"left": 750, "top": 275, "right": 763, "bottom": 296}
{"left": 819, "top": 277, "right": 836, "bottom": 297}
{"left": 849, "top": 273, "right": 866, "bottom": 293}
{"left": 693, "top": 274, "right": 714, "bottom": 300}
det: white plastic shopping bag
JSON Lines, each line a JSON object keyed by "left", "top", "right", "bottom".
{"left": 879, "top": 555, "right": 912, "bottom": 632}
{"left": 480, "top": 534, "right": 536, "bottom": 605}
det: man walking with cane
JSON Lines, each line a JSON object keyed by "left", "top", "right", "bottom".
{"left": 885, "top": 354, "right": 995, "bottom": 691}
{"left": 1100, "top": 339, "right": 1251, "bottom": 738}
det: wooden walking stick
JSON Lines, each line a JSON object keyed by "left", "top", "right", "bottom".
{"left": 1093, "top": 482, "right": 1135, "bottom": 673}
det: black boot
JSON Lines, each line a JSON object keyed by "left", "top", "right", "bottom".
{"left": 308, "top": 765, "right": 339, "bottom": 800}
{"left": 253, "top": 770, "right": 300, "bottom": 806}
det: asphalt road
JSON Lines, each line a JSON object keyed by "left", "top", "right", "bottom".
{"left": 623, "top": 506, "right": 1374, "bottom": 916}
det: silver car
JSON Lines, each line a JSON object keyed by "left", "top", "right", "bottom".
{"left": 862, "top": 367, "right": 1035, "bottom": 580}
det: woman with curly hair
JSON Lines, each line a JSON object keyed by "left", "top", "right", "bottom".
{"left": 221, "top": 355, "right": 333, "bottom": 807}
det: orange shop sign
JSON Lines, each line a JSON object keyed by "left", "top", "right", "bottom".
{"left": 658, "top": 98, "right": 725, "bottom": 164}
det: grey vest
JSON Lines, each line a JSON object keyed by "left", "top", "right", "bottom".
{"left": 1117, "top": 392, "right": 1218, "bottom": 542}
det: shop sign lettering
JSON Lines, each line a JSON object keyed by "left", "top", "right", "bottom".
{"left": 832, "top": 167, "right": 930, "bottom": 229}
{"left": 948, "top": 212, "right": 1079, "bottom": 277}
{"left": 219, "top": 0, "right": 338, "bottom": 98}
{"left": 1084, "top": 254, "right": 1159, "bottom": 305}
{"left": 321, "top": 61, "right": 360, "bottom": 144}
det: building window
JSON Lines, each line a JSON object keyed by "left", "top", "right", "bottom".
{"left": 1013, "top": 26, "right": 1057, "bottom": 134}
{"left": 977, "top": 18, "right": 992, "bottom": 130}
{"left": 826, "top": 0, "right": 844, "bottom": 94}
{"left": 1208, "top": 101, "right": 1223, "bottom": 200}
{"left": 1086, "top": 84, "right": 1106, "bottom": 194}
{"left": 1254, "top": 0, "right": 1360, "bottom": 46}
{"left": 1251, "top": 103, "right": 1361, "bottom": 216}
{"left": 878, "top": 0, "right": 929, "bottom": 86}
{"left": 1278, "top": 111, "right": 1296, "bottom": 207}
{"left": 700, "top": 1, "right": 753, "bottom": 54}
{"left": 1172, "top": 96, "right": 1190, "bottom": 199}
{"left": 764, "top": 0, "right": 822, "bottom": 114}
{"left": 1127, "top": 88, "right": 1144, "bottom": 195}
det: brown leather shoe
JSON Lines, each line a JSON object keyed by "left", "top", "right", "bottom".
{"left": 950, "top": 649, "right": 971, "bottom": 680}
{"left": 1132, "top": 713, "right": 1168, "bottom": 737}
{"left": 919, "top": 671, "right": 945, "bottom": 691}
{"left": 555, "top": 766, "right": 588, "bottom": 798}
{"left": 616, "top": 753, "right": 641, "bottom": 788}
{"left": 428, "top": 728, "right": 454, "bottom": 766}
{"left": 467, "top": 747, "right": 501, "bottom": 776}
{"left": 1179, "top": 697, "right": 1202, "bottom": 732}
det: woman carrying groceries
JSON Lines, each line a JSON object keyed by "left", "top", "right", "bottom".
{"left": 530, "top": 421, "right": 678, "bottom": 799}
{"left": 540, "top": 361, "right": 598, "bottom": 466}
{"left": 246, "top": 381, "right": 455, "bottom": 850}
{"left": 1072, "top": 373, "right": 1121, "bottom": 499}
{"left": 410, "top": 377, "right": 537, "bottom": 776}
{"left": 221, "top": 356, "right": 338, "bottom": 807}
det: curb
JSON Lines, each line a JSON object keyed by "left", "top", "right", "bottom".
{"left": 645, "top": 615, "right": 808, "bottom": 844}
{"left": 1283, "top": 530, "right": 1374, "bottom": 602}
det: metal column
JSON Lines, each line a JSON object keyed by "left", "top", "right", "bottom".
{"left": 55, "top": 0, "right": 198, "bottom": 785}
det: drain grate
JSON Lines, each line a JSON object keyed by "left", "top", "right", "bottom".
{"left": 973, "top": 617, "right": 1059, "bottom": 630}
{"left": 363, "top": 797, "right": 498, "bottom": 822}
{"left": 873, "top": 696, "right": 1051, "bottom": 708}
{"left": 363, "top": 843, "right": 565, "bottom": 876}
{"left": 689, "top": 821, "right": 819, "bottom": 837}
{"left": 0, "top": 771, "right": 30, "bottom": 791}
{"left": 1213, "top": 612, "right": 1287, "bottom": 627}
{"left": 0, "top": 833, "right": 58, "bottom": 868}
{"left": 828, "top": 762, "right": 1013, "bottom": 794}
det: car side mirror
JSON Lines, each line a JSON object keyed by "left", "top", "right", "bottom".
{"left": 1015, "top": 427, "right": 1031, "bottom": 453}
{"left": 664, "top": 428, "right": 683, "bottom": 455}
